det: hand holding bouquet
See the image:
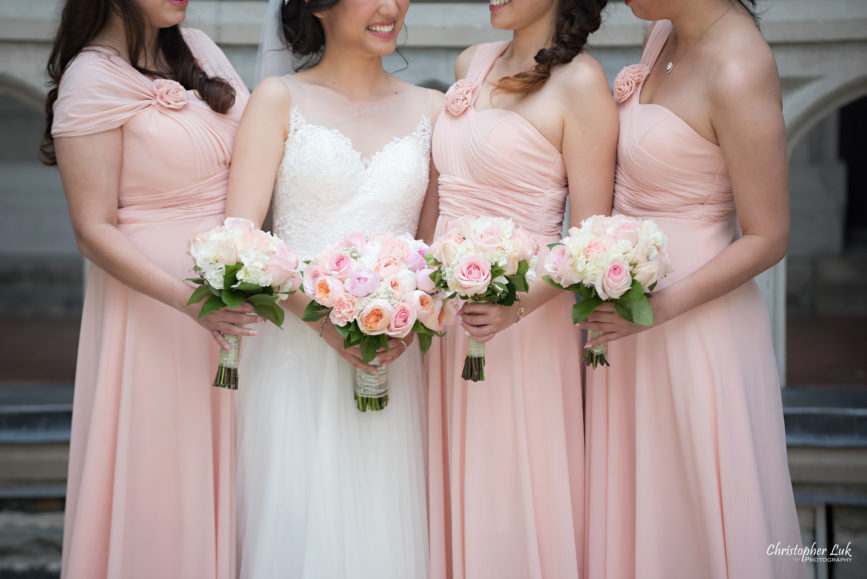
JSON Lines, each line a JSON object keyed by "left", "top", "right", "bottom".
{"left": 302, "top": 232, "right": 453, "bottom": 412}
{"left": 426, "top": 217, "right": 539, "bottom": 381}
{"left": 188, "top": 217, "right": 300, "bottom": 389}
{"left": 543, "top": 214, "right": 671, "bottom": 367}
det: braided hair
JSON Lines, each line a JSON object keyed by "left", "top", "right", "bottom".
{"left": 495, "top": 0, "right": 607, "bottom": 98}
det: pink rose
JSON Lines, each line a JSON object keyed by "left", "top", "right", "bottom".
{"left": 415, "top": 268, "right": 436, "bottom": 293}
{"left": 444, "top": 79, "right": 479, "bottom": 117}
{"left": 329, "top": 292, "right": 358, "bottom": 326}
{"left": 632, "top": 260, "right": 659, "bottom": 290}
{"left": 344, "top": 268, "right": 380, "bottom": 297}
{"left": 613, "top": 218, "right": 640, "bottom": 245}
{"left": 511, "top": 227, "right": 539, "bottom": 261}
{"left": 302, "top": 264, "right": 324, "bottom": 296}
{"left": 386, "top": 303, "right": 417, "bottom": 338}
{"left": 431, "top": 229, "right": 464, "bottom": 265}
{"left": 313, "top": 276, "right": 341, "bottom": 308}
{"left": 597, "top": 259, "right": 633, "bottom": 300}
{"left": 544, "top": 244, "right": 569, "bottom": 278}
{"left": 613, "top": 64, "right": 649, "bottom": 104}
{"left": 358, "top": 299, "right": 392, "bottom": 335}
{"left": 409, "top": 290, "right": 435, "bottom": 317}
{"left": 454, "top": 255, "right": 491, "bottom": 296}
{"left": 215, "top": 239, "right": 238, "bottom": 265}
{"left": 421, "top": 297, "right": 458, "bottom": 332}
{"left": 379, "top": 236, "right": 411, "bottom": 261}
{"left": 153, "top": 78, "right": 188, "bottom": 110}
{"left": 224, "top": 217, "right": 254, "bottom": 234}
{"left": 584, "top": 239, "right": 610, "bottom": 260}
{"left": 405, "top": 248, "right": 427, "bottom": 272}
{"left": 265, "top": 243, "right": 298, "bottom": 288}
{"left": 376, "top": 255, "right": 403, "bottom": 278}
{"left": 341, "top": 232, "right": 367, "bottom": 250}
{"left": 386, "top": 270, "right": 416, "bottom": 298}
{"left": 325, "top": 252, "right": 353, "bottom": 280}
{"left": 470, "top": 222, "right": 504, "bottom": 253}
{"left": 241, "top": 230, "right": 273, "bottom": 253}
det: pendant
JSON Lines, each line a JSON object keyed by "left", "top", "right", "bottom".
{"left": 665, "top": 61, "right": 674, "bottom": 74}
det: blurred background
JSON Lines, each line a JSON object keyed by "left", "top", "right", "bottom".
{"left": 0, "top": 0, "right": 865, "bottom": 577}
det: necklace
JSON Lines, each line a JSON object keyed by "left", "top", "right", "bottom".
{"left": 665, "top": 3, "right": 734, "bottom": 75}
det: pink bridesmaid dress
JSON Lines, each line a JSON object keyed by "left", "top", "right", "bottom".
{"left": 584, "top": 22, "right": 806, "bottom": 579}
{"left": 428, "top": 41, "right": 585, "bottom": 579}
{"left": 51, "top": 29, "right": 249, "bottom": 579}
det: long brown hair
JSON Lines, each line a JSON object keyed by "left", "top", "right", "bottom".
{"left": 495, "top": 0, "right": 607, "bottom": 98}
{"left": 40, "top": 0, "right": 236, "bottom": 165}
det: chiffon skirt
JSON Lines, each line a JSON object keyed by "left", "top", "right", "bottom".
{"left": 235, "top": 315, "right": 429, "bottom": 579}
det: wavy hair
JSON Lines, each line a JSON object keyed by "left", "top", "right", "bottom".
{"left": 41, "top": 0, "right": 236, "bottom": 165}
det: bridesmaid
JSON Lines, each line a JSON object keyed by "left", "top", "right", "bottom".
{"left": 427, "top": 1, "right": 616, "bottom": 578}
{"left": 43, "top": 0, "right": 255, "bottom": 577}
{"left": 583, "top": 1, "right": 806, "bottom": 578}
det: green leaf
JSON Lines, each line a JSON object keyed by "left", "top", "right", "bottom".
{"left": 614, "top": 286, "right": 654, "bottom": 326}
{"left": 542, "top": 275, "right": 562, "bottom": 290}
{"left": 418, "top": 332, "right": 432, "bottom": 354}
{"left": 198, "top": 294, "right": 225, "bottom": 318}
{"left": 360, "top": 338, "right": 379, "bottom": 364}
{"left": 221, "top": 290, "right": 245, "bottom": 309}
{"left": 254, "top": 303, "right": 284, "bottom": 327}
{"left": 301, "top": 300, "right": 330, "bottom": 322}
{"left": 234, "top": 281, "right": 266, "bottom": 293}
{"left": 187, "top": 284, "right": 212, "bottom": 305}
{"left": 546, "top": 242, "right": 563, "bottom": 250}
{"left": 333, "top": 323, "right": 352, "bottom": 341}
{"left": 505, "top": 273, "right": 529, "bottom": 293}
{"left": 222, "top": 264, "right": 242, "bottom": 289}
{"left": 184, "top": 277, "right": 205, "bottom": 285}
{"left": 247, "top": 293, "right": 278, "bottom": 306}
{"left": 571, "top": 296, "right": 602, "bottom": 324}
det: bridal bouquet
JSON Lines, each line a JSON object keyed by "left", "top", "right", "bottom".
{"left": 543, "top": 214, "right": 671, "bottom": 367}
{"left": 187, "top": 217, "right": 300, "bottom": 389}
{"left": 301, "top": 232, "right": 453, "bottom": 412}
{"left": 426, "top": 216, "right": 539, "bottom": 382}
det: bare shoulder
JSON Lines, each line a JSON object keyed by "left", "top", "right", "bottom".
{"left": 710, "top": 25, "right": 781, "bottom": 110}
{"left": 248, "top": 75, "right": 293, "bottom": 113}
{"left": 392, "top": 79, "right": 445, "bottom": 119}
{"left": 455, "top": 44, "right": 482, "bottom": 80}
{"left": 550, "top": 50, "right": 611, "bottom": 101}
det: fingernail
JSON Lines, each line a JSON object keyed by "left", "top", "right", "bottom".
{"left": 464, "top": 330, "right": 470, "bottom": 336}
{"left": 251, "top": 330, "right": 259, "bottom": 335}
{"left": 258, "top": 317, "right": 264, "bottom": 322}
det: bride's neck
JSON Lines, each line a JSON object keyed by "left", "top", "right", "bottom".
{"left": 312, "top": 47, "right": 391, "bottom": 101}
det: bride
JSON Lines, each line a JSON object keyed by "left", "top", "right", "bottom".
{"left": 224, "top": 0, "right": 442, "bottom": 577}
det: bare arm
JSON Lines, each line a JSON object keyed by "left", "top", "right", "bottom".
{"left": 55, "top": 131, "right": 258, "bottom": 348}
{"left": 461, "top": 57, "right": 618, "bottom": 341}
{"left": 417, "top": 89, "right": 445, "bottom": 243}
{"left": 585, "top": 48, "right": 788, "bottom": 345}
{"left": 224, "top": 77, "right": 409, "bottom": 369}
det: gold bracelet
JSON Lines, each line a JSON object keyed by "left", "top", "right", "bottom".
{"left": 514, "top": 301, "right": 526, "bottom": 324}
{"left": 318, "top": 317, "right": 329, "bottom": 336}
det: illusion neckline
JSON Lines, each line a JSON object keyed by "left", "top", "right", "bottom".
{"left": 286, "top": 105, "right": 431, "bottom": 169}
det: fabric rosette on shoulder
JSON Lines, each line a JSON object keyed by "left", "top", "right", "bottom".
{"left": 187, "top": 217, "right": 301, "bottom": 389}
{"left": 543, "top": 214, "right": 672, "bottom": 367}
{"left": 301, "top": 232, "right": 451, "bottom": 412}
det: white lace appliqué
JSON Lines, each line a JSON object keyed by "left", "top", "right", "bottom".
{"left": 272, "top": 106, "right": 432, "bottom": 260}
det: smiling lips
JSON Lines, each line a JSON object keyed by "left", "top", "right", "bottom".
{"left": 367, "top": 22, "right": 396, "bottom": 38}
{"left": 167, "top": 0, "right": 188, "bottom": 7}
{"left": 490, "top": 0, "right": 512, "bottom": 11}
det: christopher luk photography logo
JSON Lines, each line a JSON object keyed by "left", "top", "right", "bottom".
{"left": 767, "top": 541, "right": 854, "bottom": 564}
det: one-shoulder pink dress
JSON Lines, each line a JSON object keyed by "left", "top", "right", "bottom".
{"left": 584, "top": 22, "right": 805, "bottom": 579}
{"left": 52, "top": 29, "right": 249, "bottom": 579}
{"left": 428, "top": 41, "right": 585, "bottom": 579}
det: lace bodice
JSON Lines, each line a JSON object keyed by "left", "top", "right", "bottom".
{"left": 272, "top": 105, "right": 431, "bottom": 260}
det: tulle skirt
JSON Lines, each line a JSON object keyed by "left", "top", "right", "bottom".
{"left": 235, "top": 314, "right": 429, "bottom": 579}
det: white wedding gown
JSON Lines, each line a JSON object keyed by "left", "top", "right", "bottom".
{"left": 236, "top": 78, "right": 436, "bottom": 579}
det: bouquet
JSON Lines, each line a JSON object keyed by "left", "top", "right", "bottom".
{"left": 426, "top": 216, "right": 539, "bottom": 381}
{"left": 543, "top": 214, "right": 671, "bottom": 367}
{"left": 187, "top": 217, "right": 300, "bottom": 389}
{"left": 301, "top": 232, "right": 453, "bottom": 412}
